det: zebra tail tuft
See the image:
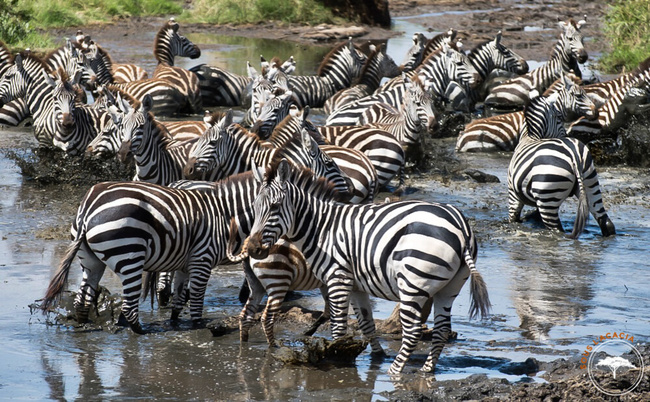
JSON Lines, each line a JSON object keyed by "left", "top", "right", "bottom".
{"left": 464, "top": 249, "right": 491, "bottom": 320}
{"left": 569, "top": 158, "right": 589, "bottom": 239}
{"left": 226, "top": 217, "right": 250, "bottom": 263}
{"left": 41, "top": 232, "right": 83, "bottom": 313}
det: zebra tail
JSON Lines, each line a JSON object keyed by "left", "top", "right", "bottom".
{"left": 226, "top": 217, "right": 250, "bottom": 263}
{"left": 41, "top": 231, "right": 83, "bottom": 312}
{"left": 464, "top": 249, "right": 491, "bottom": 320}
{"left": 141, "top": 271, "right": 157, "bottom": 307}
{"left": 569, "top": 157, "right": 589, "bottom": 239}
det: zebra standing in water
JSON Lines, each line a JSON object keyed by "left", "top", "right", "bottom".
{"left": 246, "top": 159, "right": 491, "bottom": 374}
{"left": 76, "top": 32, "right": 148, "bottom": 83}
{"left": 152, "top": 18, "right": 203, "bottom": 114}
{"left": 507, "top": 75, "right": 616, "bottom": 238}
{"left": 484, "top": 17, "right": 589, "bottom": 109}
{"left": 323, "top": 43, "right": 400, "bottom": 114}
{"left": 0, "top": 41, "right": 30, "bottom": 126}
{"left": 326, "top": 43, "right": 479, "bottom": 126}
{"left": 282, "top": 38, "right": 368, "bottom": 108}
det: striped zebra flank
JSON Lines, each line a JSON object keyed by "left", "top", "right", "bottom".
{"left": 247, "top": 159, "right": 490, "bottom": 374}
{"left": 152, "top": 18, "right": 203, "bottom": 114}
{"left": 507, "top": 74, "right": 615, "bottom": 238}
{"left": 456, "top": 111, "right": 525, "bottom": 153}
{"left": 484, "top": 17, "right": 589, "bottom": 110}
{"left": 316, "top": 124, "right": 405, "bottom": 188}
{"left": 320, "top": 144, "right": 379, "bottom": 203}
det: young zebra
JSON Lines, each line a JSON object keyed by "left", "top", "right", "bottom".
{"left": 507, "top": 75, "right": 615, "bottom": 238}
{"left": 246, "top": 159, "right": 491, "bottom": 374}
{"left": 323, "top": 43, "right": 400, "bottom": 115}
{"left": 77, "top": 33, "right": 148, "bottom": 83}
{"left": 282, "top": 38, "right": 368, "bottom": 109}
{"left": 484, "top": 17, "right": 589, "bottom": 110}
{"left": 316, "top": 124, "right": 405, "bottom": 189}
{"left": 152, "top": 18, "right": 202, "bottom": 114}
{"left": 325, "top": 43, "right": 478, "bottom": 126}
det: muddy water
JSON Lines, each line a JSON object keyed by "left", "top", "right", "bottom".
{"left": 1, "top": 16, "right": 649, "bottom": 401}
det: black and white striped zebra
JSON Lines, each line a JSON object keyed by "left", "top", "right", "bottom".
{"left": 0, "top": 42, "right": 29, "bottom": 126}
{"left": 246, "top": 159, "right": 491, "bottom": 374}
{"left": 456, "top": 72, "right": 583, "bottom": 153}
{"left": 316, "top": 124, "right": 405, "bottom": 189}
{"left": 82, "top": 41, "right": 185, "bottom": 117}
{"left": 507, "top": 75, "right": 615, "bottom": 238}
{"left": 40, "top": 171, "right": 267, "bottom": 334}
{"left": 319, "top": 144, "right": 378, "bottom": 203}
{"left": 282, "top": 38, "right": 367, "bottom": 108}
{"left": 152, "top": 18, "right": 202, "bottom": 114}
{"left": 183, "top": 109, "right": 354, "bottom": 200}
{"left": 326, "top": 43, "right": 478, "bottom": 126}
{"left": 323, "top": 43, "right": 400, "bottom": 115}
{"left": 398, "top": 32, "right": 428, "bottom": 73}
{"left": 484, "top": 17, "right": 589, "bottom": 109}
{"left": 77, "top": 33, "right": 148, "bottom": 83}
{"left": 48, "top": 69, "right": 112, "bottom": 156}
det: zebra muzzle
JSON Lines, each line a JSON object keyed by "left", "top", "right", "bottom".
{"left": 248, "top": 232, "right": 270, "bottom": 259}
{"left": 117, "top": 140, "right": 132, "bottom": 163}
{"left": 183, "top": 157, "right": 201, "bottom": 179}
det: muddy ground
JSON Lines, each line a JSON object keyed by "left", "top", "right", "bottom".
{"left": 32, "top": 0, "right": 650, "bottom": 400}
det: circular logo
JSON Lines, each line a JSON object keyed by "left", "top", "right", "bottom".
{"left": 587, "top": 339, "right": 645, "bottom": 396}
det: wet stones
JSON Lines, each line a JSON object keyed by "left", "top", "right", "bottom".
{"left": 271, "top": 335, "right": 368, "bottom": 366}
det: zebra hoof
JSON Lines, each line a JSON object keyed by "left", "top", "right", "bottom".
{"left": 370, "top": 349, "right": 388, "bottom": 360}
{"left": 191, "top": 319, "right": 205, "bottom": 329}
{"left": 130, "top": 322, "right": 146, "bottom": 335}
{"left": 170, "top": 308, "right": 182, "bottom": 323}
{"left": 598, "top": 216, "right": 616, "bottom": 237}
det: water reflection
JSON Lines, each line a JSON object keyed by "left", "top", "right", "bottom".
{"left": 505, "top": 232, "right": 604, "bottom": 341}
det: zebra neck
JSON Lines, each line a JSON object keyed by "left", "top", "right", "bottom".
{"left": 468, "top": 47, "right": 493, "bottom": 80}
{"left": 530, "top": 57, "right": 563, "bottom": 92}
{"left": 133, "top": 123, "right": 182, "bottom": 182}
{"left": 154, "top": 34, "right": 175, "bottom": 66}
{"left": 358, "top": 61, "right": 383, "bottom": 90}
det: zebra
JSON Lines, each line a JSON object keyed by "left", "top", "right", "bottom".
{"left": 152, "top": 18, "right": 203, "bottom": 114}
{"left": 507, "top": 74, "right": 615, "bottom": 238}
{"left": 568, "top": 78, "right": 650, "bottom": 140}
{"left": 319, "top": 145, "right": 379, "bottom": 203}
{"left": 323, "top": 43, "right": 400, "bottom": 115}
{"left": 398, "top": 32, "right": 429, "bottom": 73}
{"left": 48, "top": 69, "right": 113, "bottom": 156}
{"left": 182, "top": 108, "right": 354, "bottom": 199}
{"left": 484, "top": 17, "right": 589, "bottom": 110}
{"left": 281, "top": 37, "right": 368, "bottom": 108}
{"left": 245, "top": 88, "right": 298, "bottom": 140}
{"left": 77, "top": 32, "right": 148, "bottom": 83}
{"left": 456, "top": 71, "right": 583, "bottom": 153}
{"left": 325, "top": 43, "right": 478, "bottom": 126}
{"left": 0, "top": 42, "right": 29, "bottom": 126}
{"left": 39, "top": 171, "right": 265, "bottom": 334}
{"left": 359, "top": 74, "right": 437, "bottom": 149}
{"left": 245, "top": 158, "right": 491, "bottom": 374}
{"left": 445, "top": 31, "right": 529, "bottom": 111}
{"left": 82, "top": 41, "right": 185, "bottom": 117}
{"left": 316, "top": 124, "right": 405, "bottom": 189}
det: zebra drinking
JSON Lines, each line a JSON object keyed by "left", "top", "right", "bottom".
{"left": 246, "top": 159, "right": 491, "bottom": 374}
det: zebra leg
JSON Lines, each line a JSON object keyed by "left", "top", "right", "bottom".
{"left": 74, "top": 245, "right": 106, "bottom": 325}
{"left": 350, "top": 291, "right": 385, "bottom": 357}
{"left": 388, "top": 295, "right": 427, "bottom": 374}
{"left": 303, "top": 286, "right": 330, "bottom": 336}
{"left": 260, "top": 282, "right": 291, "bottom": 346}
{"left": 157, "top": 271, "right": 174, "bottom": 307}
{"left": 239, "top": 258, "right": 266, "bottom": 342}
{"left": 186, "top": 264, "right": 213, "bottom": 327}
{"left": 170, "top": 270, "right": 189, "bottom": 323}
{"left": 115, "top": 261, "right": 147, "bottom": 335}
{"left": 507, "top": 191, "right": 524, "bottom": 223}
{"left": 326, "top": 272, "right": 354, "bottom": 340}
{"left": 421, "top": 263, "right": 470, "bottom": 373}
{"left": 536, "top": 201, "right": 564, "bottom": 232}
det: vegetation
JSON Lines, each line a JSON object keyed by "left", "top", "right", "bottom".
{"left": 180, "top": 0, "right": 341, "bottom": 25}
{"left": 600, "top": 0, "right": 650, "bottom": 73}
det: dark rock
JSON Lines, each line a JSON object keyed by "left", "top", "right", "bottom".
{"left": 464, "top": 169, "right": 501, "bottom": 183}
{"left": 318, "top": 0, "right": 390, "bottom": 27}
{"left": 271, "top": 335, "right": 367, "bottom": 365}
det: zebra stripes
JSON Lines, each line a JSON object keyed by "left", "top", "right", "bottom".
{"left": 246, "top": 159, "right": 490, "bottom": 374}
{"left": 507, "top": 74, "right": 615, "bottom": 238}
{"left": 152, "top": 18, "right": 203, "bottom": 114}
{"left": 484, "top": 17, "right": 588, "bottom": 109}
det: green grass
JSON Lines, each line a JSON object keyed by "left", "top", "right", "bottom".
{"left": 599, "top": 0, "right": 650, "bottom": 73}
{"left": 180, "top": 0, "right": 341, "bottom": 25}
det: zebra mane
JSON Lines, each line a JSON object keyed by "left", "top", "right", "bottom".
{"left": 104, "top": 84, "right": 141, "bottom": 109}
{"left": 52, "top": 68, "right": 75, "bottom": 91}
{"left": 153, "top": 19, "right": 178, "bottom": 62}
{"left": 149, "top": 114, "right": 176, "bottom": 146}
{"left": 265, "top": 158, "right": 347, "bottom": 203}
{"left": 17, "top": 51, "right": 50, "bottom": 74}
{"left": 317, "top": 40, "right": 361, "bottom": 77}
{"left": 542, "top": 71, "right": 582, "bottom": 97}
{"left": 265, "top": 113, "right": 299, "bottom": 145}
{"left": 421, "top": 30, "right": 458, "bottom": 60}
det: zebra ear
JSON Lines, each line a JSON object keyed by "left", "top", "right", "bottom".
{"left": 369, "top": 44, "right": 377, "bottom": 54}
{"left": 108, "top": 105, "right": 123, "bottom": 125}
{"left": 72, "top": 69, "right": 82, "bottom": 86}
{"left": 302, "top": 105, "right": 310, "bottom": 120}
{"left": 141, "top": 94, "right": 153, "bottom": 113}
{"left": 301, "top": 127, "right": 318, "bottom": 155}
{"left": 14, "top": 53, "right": 23, "bottom": 70}
{"left": 43, "top": 71, "right": 56, "bottom": 88}
{"left": 577, "top": 15, "right": 587, "bottom": 29}
{"left": 494, "top": 31, "right": 502, "bottom": 46}
{"left": 546, "top": 91, "right": 560, "bottom": 105}
{"left": 251, "top": 159, "right": 265, "bottom": 183}
{"left": 246, "top": 61, "right": 259, "bottom": 80}
{"left": 558, "top": 18, "right": 567, "bottom": 29}
{"left": 277, "top": 158, "right": 290, "bottom": 185}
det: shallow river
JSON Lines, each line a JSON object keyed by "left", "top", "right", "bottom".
{"left": 0, "top": 14, "right": 649, "bottom": 401}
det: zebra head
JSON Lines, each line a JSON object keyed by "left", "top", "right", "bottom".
{"left": 476, "top": 31, "right": 529, "bottom": 76}
{"left": 250, "top": 90, "right": 297, "bottom": 140}
{"left": 248, "top": 158, "right": 294, "bottom": 260}
{"left": 318, "top": 38, "right": 368, "bottom": 85}
{"left": 154, "top": 18, "right": 201, "bottom": 66}
{"left": 114, "top": 94, "right": 152, "bottom": 163}
{"left": 184, "top": 110, "right": 234, "bottom": 179}
{"left": 556, "top": 72, "right": 596, "bottom": 120}
{"left": 86, "top": 87, "right": 125, "bottom": 157}
{"left": 367, "top": 43, "right": 401, "bottom": 79}
{"left": 558, "top": 17, "right": 588, "bottom": 64}
{"left": 47, "top": 69, "right": 79, "bottom": 136}
{"left": 400, "top": 32, "right": 428, "bottom": 73}
{"left": 81, "top": 42, "right": 114, "bottom": 86}
{"left": 622, "top": 80, "right": 650, "bottom": 114}
{"left": 405, "top": 74, "right": 438, "bottom": 134}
